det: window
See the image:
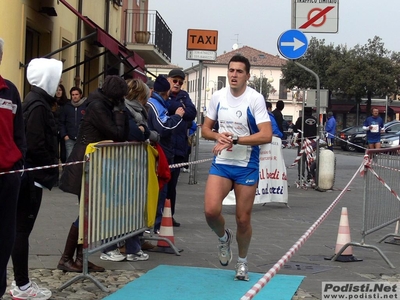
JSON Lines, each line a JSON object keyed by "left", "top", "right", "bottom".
{"left": 217, "top": 76, "right": 226, "bottom": 90}
{"left": 279, "top": 79, "right": 287, "bottom": 100}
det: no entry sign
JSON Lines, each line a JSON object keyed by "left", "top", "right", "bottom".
{"left": 295, "top": 0, "right": 339, "bottom": 33}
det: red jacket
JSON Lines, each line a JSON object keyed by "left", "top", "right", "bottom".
{"left": 0, "top": 76, "right": 26, "bottom": 171}
{"left": 155, "top": 143, "right": 171, "bottom": 190}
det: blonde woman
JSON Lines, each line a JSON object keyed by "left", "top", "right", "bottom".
{"left": 125, "top": 78, "right": 159, "bottom": 143}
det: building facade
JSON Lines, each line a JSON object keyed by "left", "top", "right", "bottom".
{"left": 0, "top": 0, "right": 171, "bottom": 98}
{"left": 183, "top": 46, "right": 303, "bottom": 122}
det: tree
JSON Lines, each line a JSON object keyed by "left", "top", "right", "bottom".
{"left": 282, "top": 36, "right": 400, "bottom": 110}
{"left": 248, "top": 76, "right": 273, "bottom": 100}
{"left": 281, "top": 37, "right": 342, "bottom": 90}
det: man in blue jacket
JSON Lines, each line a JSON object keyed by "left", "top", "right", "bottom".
{"left": 59, "top": 87, "right": 87, "bottom": 159}
{"left": 325, "top": 111, "right": 336, "bottom": 151}
{"left": 147, "top": 75, "right": 185, "bottom": 233}
{"left": 166, "top": 69, "right": 197, "bottom": 227}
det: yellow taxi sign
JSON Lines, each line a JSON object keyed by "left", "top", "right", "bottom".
{"left": 187, "top": 29, "right": 218, "bottom": 51}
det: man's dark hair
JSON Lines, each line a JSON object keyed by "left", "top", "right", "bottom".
{"left": 228, "top": 55, "right": 250, "bottom": 74}
{"left": 265, "top": 101, "right": 272, "bottom": 109}
{"left": 70, "top": 86, "right": 83, "bottom": 95}
{"left": 276, "top": 100, "right": 284, "bottom": 110}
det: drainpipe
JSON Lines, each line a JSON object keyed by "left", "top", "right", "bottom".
{"left": 75, "top": 0, "right": 83, "bottom": 87}
{"left": 105, "top": 0, "right": 110, "bottom": 76}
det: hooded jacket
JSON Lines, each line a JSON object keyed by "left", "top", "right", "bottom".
{"left": 22, "top": 58, "right": 62, "bottom": 189}
{"left": 0, "top": 76, "right": 26, "bottom": 171}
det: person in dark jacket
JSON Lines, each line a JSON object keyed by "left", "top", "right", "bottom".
{"left": 272, "top": 100, "right": 285, "bottom": 139}
{"left": 9, "top": 57, "right": 62, "bottom": 300}
{"left": 54, "top": 84, "right": 69, "bottom": 164}
{"left": 99, "top": 78, "right": 153, "bottom": 262}
{"left": 147, "top": 75, "right": 185, "bottom": 233}
{"left": 166, "top": 69, "right": 197, "bottom": 227}
{"left": 293, "top": 107, "right": 317, "bottom": 182}
{"left": 59, "top": 86, "right": 87, "bottom": 159}
{"left": 58, "top": 75, "right": 129, "bottom": 272}
{"left": 0, "top": 37, "right": 26, "bottom": 300}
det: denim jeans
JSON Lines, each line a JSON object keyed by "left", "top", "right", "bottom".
{"left": 65, "top": 138, "right": 76, "bottom": 160}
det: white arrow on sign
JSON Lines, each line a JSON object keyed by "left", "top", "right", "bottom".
{"left": 280, "top": 38, "right": 305, "bottom": 51}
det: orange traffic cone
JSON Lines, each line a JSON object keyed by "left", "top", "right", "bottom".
{"left": 157, "top": 198, "right": 175, "bottom": 247}
{"left": 325, "top": 207, "right": 362, "bottom": 262}
{"left": 151, "top": 199, "right": 182, "bottom": 254}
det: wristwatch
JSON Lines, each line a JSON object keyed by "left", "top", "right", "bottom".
{"left": 232, "top": 135, "right": 239, "bottom": 145}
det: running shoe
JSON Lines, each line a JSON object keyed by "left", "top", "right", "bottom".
{"left": 217, "top": 228, "right": 233, "bottom": 266}
{"left": 235, "top": 262, "right": 249, "bottom": 281}
{"left": 9, "top": 281, "right": 52, "bottom": 300}
{"left": 100, "top": 248, "right": 126, "bottom": 261}
{"left": 127, "top": 250, "right": 149, "bottom": 261}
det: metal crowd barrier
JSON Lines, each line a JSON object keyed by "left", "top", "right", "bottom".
{"left": 59, "top": 141, "right": 149, "bottom": 292}
{"left": 332, "top": 146, "right": 400, "bottom": 268}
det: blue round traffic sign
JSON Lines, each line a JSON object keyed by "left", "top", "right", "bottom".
{"left": 277, "top": 29, "right": 308, "bottom": 60}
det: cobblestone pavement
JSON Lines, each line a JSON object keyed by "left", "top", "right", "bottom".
{"left": 2, "top": 269, "right": 144, "bottom": 300}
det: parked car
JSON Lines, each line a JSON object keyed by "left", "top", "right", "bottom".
{"left": 338, "top": 125, "right": 365, "bottom": 152}
{"left": 381, "top": 134, "right": 400, "bottom": 148}
{"left": 380, "top": 121, "right": 400, "bottom": 148}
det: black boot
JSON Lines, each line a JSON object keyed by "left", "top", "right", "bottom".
{"left": 57, "top": 224, "right": 81, "bottom": 272}
{"left": 75, "top": 244, "right": 105, "bottom": 272}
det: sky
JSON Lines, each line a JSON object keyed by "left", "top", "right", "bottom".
{"left": 148, "top": 0, "right": 400, "bottom": 69}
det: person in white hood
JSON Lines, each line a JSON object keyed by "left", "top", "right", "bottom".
{"left": 9, "top": 58, "right": 62, "bottom": 300}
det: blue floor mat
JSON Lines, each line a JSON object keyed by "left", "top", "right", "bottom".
{"left": 104, "top": 265, "right": 305, "bottom": 300}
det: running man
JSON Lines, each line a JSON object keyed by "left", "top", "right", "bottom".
{"left": 201, "top": 55, "right": 272, "bottom": 281}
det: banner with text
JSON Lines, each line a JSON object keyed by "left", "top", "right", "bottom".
{"left": 223, "top": 137, "right": 288, "bottom": 205}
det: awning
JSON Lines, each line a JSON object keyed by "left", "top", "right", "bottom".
{"left": 331, "top": 104, "right": 400, "bottom": 114}
{"left": 349, "top": 105, "right": 396, "bottom": 114}
{"left": 58, "top": 0, "right": 146, "bottom": 81}
{"left": 330, "top": 104, "right": 354, "bottom": 113}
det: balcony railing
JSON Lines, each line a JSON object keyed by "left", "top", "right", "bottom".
{"left": 124, "top": 9, "right": 172, "bottom": 61}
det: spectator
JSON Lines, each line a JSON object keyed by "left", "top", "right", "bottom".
{"left": 325, "top": 111, "right": 336, "bottom": 151}
{"left": 59, "top": 87, "right": 87, "bottom": 159}
{"left": 58, "top": 75, "right": 129, "bottom": 271}
{"left": 100, "top": 78, "right": 153, "bottom": 262}
{"left": 125, "top": 78, "right": 159, "bottom": 143}
{"left": 9, "top": 58, "right": 63, "bottom": 300}
{"left": 272, "top": 100, "right": 285, "bottom": 137}
{"left": 293, "top": 107, "right": 317, "bottom": 182}
{"left": 363, "top": 107, "right": 384, "bottom": 149}
{"left": 166, "top": 69, "right": 197, "bottom": 227}
{"left": 147, "top": 75, "right": 185, "bottom": 233}
{"left": 146, "top": 79, "right": 155, "bottom": 98}
{"left": 265, "top": 101, "right": 283, "bottom": 138}
{"left": 54, "top": 84, "right": 68, "bottom": 164}
{"left": 201, "top": 55, "right": 272, "bottom": 281}
{"left": 0, "top": 37, "right": 26, "bottom": 300}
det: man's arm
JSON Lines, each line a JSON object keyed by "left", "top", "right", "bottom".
{"left": 234, "top": 121, "right": 272, "bottom": 146}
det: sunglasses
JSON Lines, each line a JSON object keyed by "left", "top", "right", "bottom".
{"left": 172, "top": 79, "right": 184, "bottom": 86}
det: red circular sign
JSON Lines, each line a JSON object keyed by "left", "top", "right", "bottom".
{"left": 307, "top": 8, "right": 326, "bottom": 27}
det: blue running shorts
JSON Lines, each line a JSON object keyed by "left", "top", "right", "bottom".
{"left": 209, "top": 163, "right": 259, "bottom": 186}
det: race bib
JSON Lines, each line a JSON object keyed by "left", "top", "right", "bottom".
{"left": 219, "top": 144, "right": 247, "bottom": 160}
{"left": 370, "top": 124, "right": 379, "bottom": 133}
